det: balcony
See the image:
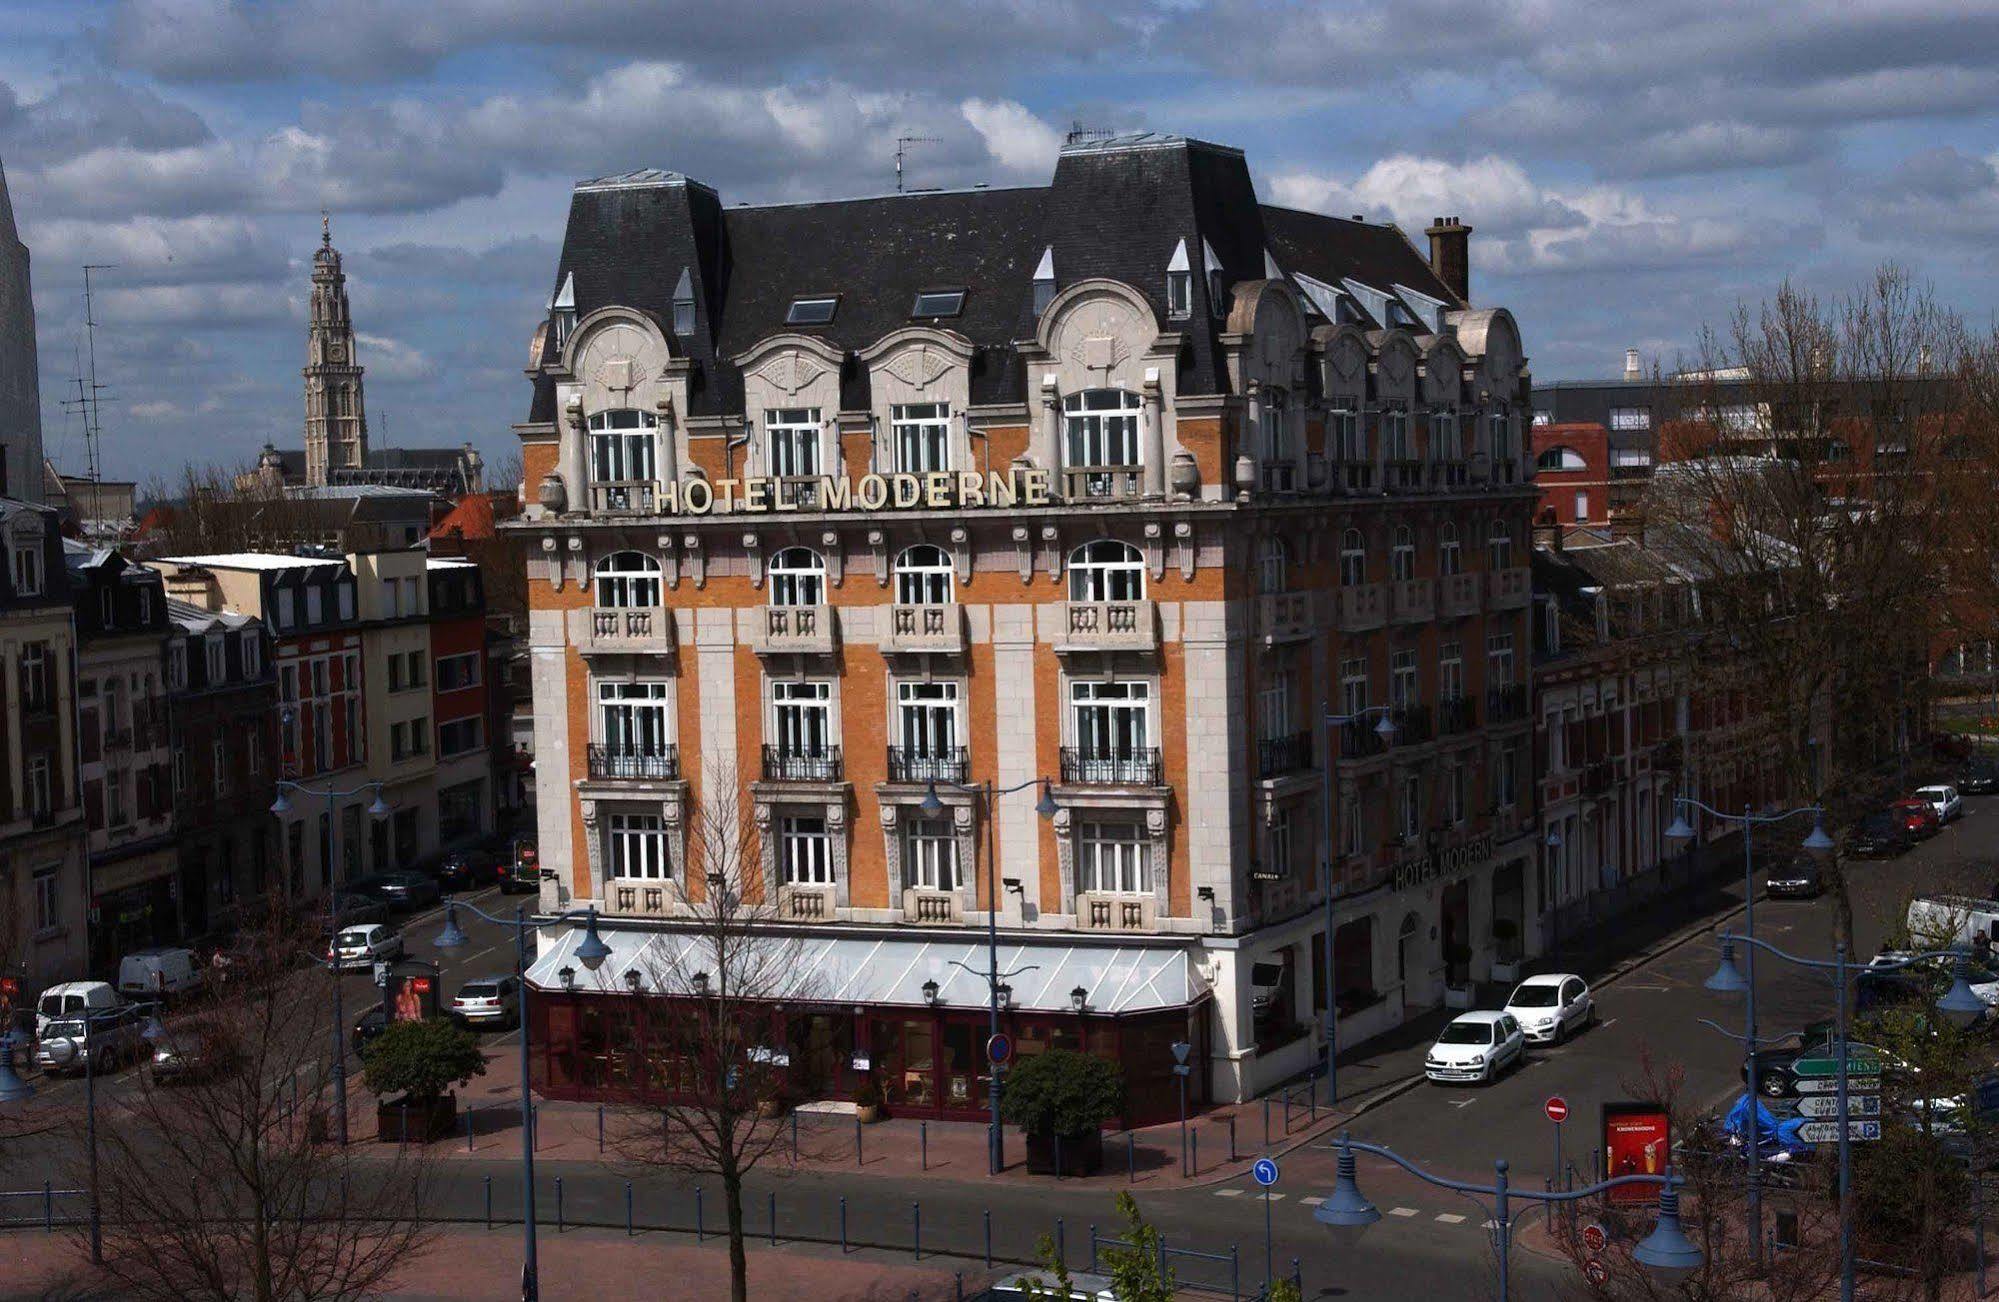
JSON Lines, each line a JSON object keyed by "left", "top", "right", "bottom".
{"left": 761, "top": 746, "right": 843, "bottom": 783}
{"left": 1059, "top": 747, "right": 1163, "bottom": 786}
{"left": 1257, "top": 732, "right": 1313, "bottom": 778}
{"left": 1339, "top": 719, "right": 1388, "bottom": 760}
{"left": 1055, "top": 600, "right": 1157, "bottom": 654}
{"left": 887, "top": 746, "right": 969, "bottom": 785}
{"left": 1582, "top": 760, "right": 1616, "bottom": 797}
{"left": 1259, "top": 463, "right": 1297, "bottom": 493}
{"left": 1077, "top": 893, "right": 1157, "bottom": 933}
{"left": 589, "top": 480, "right": 659, "bottom": 515}
{"left": 1487, "top": 568, "right": 1531, "bottom": 610}
{"left": 586, "top": 744, "right": 680, "bottom": 782}
{"left": 778, "top": 884, "right": 836, "bottom": 922}
{"left": 1439, "top": 572, "right": 1481, "bottom": 619}
{"left": 1062, "top": 466, "right": 1143, "bottom": 502}
{"left": 1332, "top": 460, "right": 1376, "bottom": 493}
{"left": 1385, "top": 460, "right": 1426, "bottom": 493}
{"left": 903, "top": 888, "right": 963, "bottom": 925}
{"left": 1390, "top": 703, "right": 1432, "bottom": 745}
{"left": 1432, "top": 461, "right": 1470, "bottom": 490}
{"left": 881, "top": 603, "right": 964, "bottom": 655}
{"left": 1486, "top": 683, "right": 1529, "bottom": 724}
{"left": 751, "top": 604, "right": 836, "bottom": 656}
{"left": 1390, "top": 578, "right": 1434, "bottom": 624}
{"left": 607, "top": 880, "right": 676, "bottom": 918}
{"left": 1437, "top": 695, "right": 1478, "bottom": 736}
{"left": 1335, "top": 584, "right": 1386, "bottom": 633}
{"left": 1257, "top": 592, "right": 1312, "bottom": 645}
{"left": 584, "top": 605, "right": 675, "bottom": 655}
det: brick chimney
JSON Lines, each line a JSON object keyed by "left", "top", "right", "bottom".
{"left": 1532, "top": 520, "right": 1563, "bottom": 552}
{"left": 1623, "top": 348, "right": 1642, "bottom": 382}
{"left": 1608, "top": 507, "right": 1645, "bottom": 545}
{"left": 1425, "top": 215, "right": 1472, "bottom": 302}
{"left": 163, "top": 564, "right": 219, "bottom": 610}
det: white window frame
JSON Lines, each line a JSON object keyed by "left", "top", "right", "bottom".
{"left": 890, "top": 402, "right": 951, "bottom": 475}
{"left": 893, "top": 544, "right": 954, "bottom": 605}
{"left": 588, "top": 409, "right": 660, "bottom": 491}
{"left": 903, "top": 817, "right": 958, "bottom": 891}
{"left": 594, "top": 551, "right": 663, "bottom": 609}
{"left": 769, "top": 547, "right": 827, "bottom": 607}
{"left": 1069, "top": 680, "right": 1150, "bottom": 761}
{"left": 780, "top": 815, "right": 833, "bottom": 884}
{"left": 1339, "top": 657, "right": 1369, "bottom": 717}
{"left": 598, "top": 681, "right": 671, "bottom": 759}
{"left": 1330, "top": 407, "right": 1364, "bottom": 461}
{"left": 1061, "top": 390, "right": 1143, "bottom": 479}
{"left": 166, "top": 642, "right": 189, "bottom": 692}
{"left": 764, "top": 408, "right": 823, "bottom": 479}
{"left": 1488, "top": 521, "right": 1514, "bottom": 571}
{"left": 27, "top": 753, "right": 51, "bottom": 818}
{"left": 213, "top": 738, "right": 229, "bottom": 795}
{"left": 607, "top": 811, "right": 672, "bottom": 880}
{"left": 1256, "top": 537, "right": 1288, "bottom": 595}
{"left": 1076, "top": 821, "right": 1149, "bottom": 895}
{"left": 896, "top": 681, "right": 959, "bottom": 763}
{"left": 771, "top": 681, "right": 833, "bottom": 757}
{"left": 1488, "top": 632, "right": 1517, "bottom": 686}
{"left": 241, "top": 633, "right": 260, "bottom": 679}
{"left": 205, "top": 634, "right": 226, "bottom": 684}
{"left": 1340, "top": 530, "right": 1367, "bottom": 586}
{"left": 11, "top": 542, "right": 41, "bottom": 597}
{"left": 1390, "top": 526, "right": 1415, "bottom": 582}
{"left": 1439, "top": 522, "right": 1462, "bottom": 576}
{"left": 1067, "top": 540, "right": 1144, "bottom": 602}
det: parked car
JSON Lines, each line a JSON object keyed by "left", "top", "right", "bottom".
{"left": 1502, "top": 974, "right": 1595, "bottom": 1044}
{"left": 35, "top": 980, "right": 121, "bottom": 1040}
{"left": 497, "top": 842, "right": 540, "bottom": 895}
{"left": 347, "top": 872, "right": 441, "bottom": 911}
{"left": 1894, "top": 799, "right": 1942, "bottom": 839}
{"left": 1425, "top": 1011, "right": 1526, "bottom": 1085}
{"left": 435, "top": 844, "right": 503, "bottom": 891}
{"left": 451, "top": 976, "right": 521, "bottom": 1029}
{"left": 35, "top": 1004, "right": 148, "bottom": 1075}
{"left": 1956, "top": 763, "right": 1999, "bottom": 796}
{"left": 1765, "top": 855, "right": 1825, "bottom": 900}
{"left": 324, "top": 923, "right": 404, "bottom": 971}
{"left": 148, "top": 1013, "right": 234, "bottom": 1084}
{"left": 1870, "top": 950, "right": 1999, "bottom": 1011}
{"left": 1914, "top": 785, "right": 1964, "bottom": 825}
{"left": 1845, "top": 809, "right": 1915, "bottom": 858}
{"left": 325, "top": 893, "right": 389, "bottom": 929}
{"left": 117, "top": 947, "right": 205, "bottom": 1002}
{"left": 351, "top": 1004, "right": 389, "bottom": 1058}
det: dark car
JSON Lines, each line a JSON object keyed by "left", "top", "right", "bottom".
{"left": 435, "top": 844, "right": 503, "bottom": 891}
{"left": 497, "top": 842, "right": 540, "bottom": 895}
{"left": 1958, "top": 763, "right": 1999, "bottom": 796}
{"left": 348, "top": 871, "right": 441, "bottom": 911}
{"left": 1744, "top": 1030, "right": 1886, "bottom": 1098}
{"left": 1765, "top": 856, "right": 1823, "bottom": 900}
{"left": 351, "top": 1004, "right": 389, "bottom": 1058}
{"left": 1845, "top": 810, "right": 1915, "bottom": 858}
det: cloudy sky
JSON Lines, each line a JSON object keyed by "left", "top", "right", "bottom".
{"left": 3, "top": 0, "right": 1996, "bottom": 483}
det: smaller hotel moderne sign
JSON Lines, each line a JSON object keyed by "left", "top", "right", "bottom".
{"left": 1391, "top": 833, "right": 1497, "bottom": 894}
{"left": 657, "top": 468, "right": 1053, "bottom": 516}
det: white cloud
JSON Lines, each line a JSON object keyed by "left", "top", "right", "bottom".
{"left": 355, "top": 332, "right": 437, "bottom": 382}
{"left": 961, "top": 99, "right": 1062, "bottom": 176}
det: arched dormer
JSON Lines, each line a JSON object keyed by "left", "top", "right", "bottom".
{"left": 731, "top": 332, "right": 849, "bottom": 483}
{"left": 1224, "top": 280, "right": 1308, "bottom": 491}
{"left": 555, "top": 307, "right": 687, "bottom": 516}
{"left": 1027, "top": 278, "right": 1175, "bottom": 500}
{"left": 857, "top": 327, "right": 977, "bottom": 475}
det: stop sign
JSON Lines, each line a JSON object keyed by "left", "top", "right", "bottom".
{"left": 1545, "top": 1096, "right": 1569, "bottom": 1123}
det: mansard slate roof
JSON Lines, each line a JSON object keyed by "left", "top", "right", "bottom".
{"left": 530, "top": 133, "right": 1470, "bottom": 422}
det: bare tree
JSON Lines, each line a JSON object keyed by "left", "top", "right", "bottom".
{"left": 1643, "top": 266, "right": 1989, "bottom": 947}
{"left": 75, "top": 900, "right": 434, "bottom": 1301}
{"left": 608, "top": 774, "right": 821, "bottom": 1302}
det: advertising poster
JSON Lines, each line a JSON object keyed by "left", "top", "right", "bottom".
{"left": 385, "top": 966, "right": 441, "bottom": 1025}
{"left": 1602, "top": 1101, "right": 1671, "bottom": 1205}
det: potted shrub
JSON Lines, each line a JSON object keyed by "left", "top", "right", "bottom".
{"left": 1000, "top": 1049, "right": 1124, "bottom": 1176}
{"left": 1442, "top": 943, "right": 1475, "bottom": 1008}
{"left": 853, "top": 1077, "right": 882, "bottom": 1124}
{"left": 1490, "top": 920, "right": 1523, "bottom": 983}
{"left": 361, "top": 1017, "right": 486, "bottom": 1143}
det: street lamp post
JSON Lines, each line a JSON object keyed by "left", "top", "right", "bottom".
{"left": 1314, "top": 1131, "right": 1703, "bottom": 1298}
{"left": 271, "top": 778, "right": 393, "bottom": 1147}
{"left": 1318, "top": 705, "right": 1399, "bottom": 1107}
{"left": 43, "top": 1004, "right": 154, "bottom": 1264}
{"left": 1704, "top": 933, "right": 1984, "bottom": 1302}
{"left": 434, "top": 899, "right": 612, "bottom": 1301}
{"left": 1663, "top": 796, "right": 1831, "bottom": 1268}
{"left": 919, "top": 776, "right": 1058, "bottom": 1176}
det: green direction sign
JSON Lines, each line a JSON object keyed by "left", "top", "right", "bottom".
{"left": 1793, "top": 1056, "right": 1882, "bottom": 1078}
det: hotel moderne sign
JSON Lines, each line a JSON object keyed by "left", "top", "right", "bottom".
{"left": 658, "top": 468, "right": 1053, "bottom": 516}
{"left": 1391, "top": 833, "right": 1497, "bottom": 894}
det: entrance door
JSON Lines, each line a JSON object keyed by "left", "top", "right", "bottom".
{"left": 1396, "top": 913, "right": 1420, "bottom": 1010}
{"left": 1442, "top": 881, "right": 1471, "bottom": 986}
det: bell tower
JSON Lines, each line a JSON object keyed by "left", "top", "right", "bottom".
{"left": 303, "top": 213, "right": 367, "bottom": 486}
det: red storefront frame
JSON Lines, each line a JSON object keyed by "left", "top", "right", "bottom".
{"left": 527, "top": 990, "right": 1212, "bottom": 1130}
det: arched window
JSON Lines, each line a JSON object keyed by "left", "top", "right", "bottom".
{"left": 894, "top": 544, "right": 954, "bottom": 605}
{"left": 1391, "top": 526, "right": 1415, "bottom": 582}
{"left": 1062, "top": 390, "right": 1143, "bottom": 497}
{"left": 1259, "top": 387, "right": 1293, "bottom": 490}
{"left": 1487, "top": 520, "right": 1514, "bottom": 570}
{"left": 769, "top": 547, "right": 826, "bottom": 607}
{"left": 1340, "top": 529, "right": 1367, "bottom": 587}
{"left": 1535, "top": 445, "right": 1587, "bottom": 472}
{"left": 1256, "top": 537, "right": 1288, "bottom": 595}
{"left": 1438, "top": 522, "right": 1462, "bottom": 577}
{"left": 594, "top": 551, "right": 662, "bottom": 609}
{"left": 588, "top": 409, "right": 659, "bottom": 486}
{"left": 1067, "top": 540, "right": 1145, "bottom": 602}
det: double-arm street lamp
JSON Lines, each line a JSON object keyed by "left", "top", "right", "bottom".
{"left": 270, "top": 777, "right": 393, "bottom": 1147}
{"left": 1318, "top": 704, "right": 1399, "bottom": 1105}
{"left": 919, "top": 775, "right": 1059, "bottom": 1176}
{"left": 1663, "top": 796, "right": 1832, "bottom": 1266}
{"left": 1705, "top": 933, "right": 1985, "bottom": 1302}
{"left": 28, "top": 1003, "right": 165, "bottom": 1263}
{"left": 434, "top": 899, "right": 612, "bottom": 1301}
{"left": 1313, "top": 1131, "right": 1703, "bottom": 1298}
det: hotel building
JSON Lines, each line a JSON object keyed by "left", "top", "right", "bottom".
{"left": 510, "top": 134, "right": 1540, "bottom": 1121}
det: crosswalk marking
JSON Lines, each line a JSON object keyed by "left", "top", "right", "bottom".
{"left": 1435, "top": 1213, "right": 1467, "bottom": 1224}
{"left": 1300, "top": 1197, "right": 1325, "bottom": 1207}
{"left": 1214, "top": 1188, "right": 1244, "bottom": 1197}
{"left": 1388, "top": 1207, "right": 1419, "bottom": 1218}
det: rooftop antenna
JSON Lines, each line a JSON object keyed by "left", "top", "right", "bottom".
{"left": 80, "top": 266, "right": 115, "bottom": 490}
{"left": 895, "top": 136, "right": 939, "bottom": 194}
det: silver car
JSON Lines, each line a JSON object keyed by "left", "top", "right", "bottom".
{"left": 450, "top": 976, "right": 521, "bottom": 1029}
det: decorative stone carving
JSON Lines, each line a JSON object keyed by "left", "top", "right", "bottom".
{"left": 1143, "top": 522, "right": 1164, "bottom": 580}
{"left": 1174, "top": 521, "right": 1195, "bottom": 580}
{"left": 744, "top": 532, "right": 764, "bottom": 588}
{"left": 1169, "top": 451, "right": 1199, "bottom": 499}
{"left": 883, "top": 345, "right": 951, "bottom": 390}
{"left": 682, "top": 533, "right": 706, "bottom": 590}
{"left": 1041, "top": 524, "right": 1061, "bottom": 584}
{"left": 949, "top": 527, "right": 971, "bottom": 583}
{"left": 869, "top": 530, "right": 889, "bottom": 587}
{"left": 821, "top": 530, "right": 843, "bottom": 586}
{"left": 1234, "top": 454, "right": 1256, "bottom": 499}
{"left": 537, "top": 472, "right": 568, "bottom": 515}
{"left": 1013, "top": 525, "right": 1033, "bottom": 584}
{"left": 758, "top": 354, "right": 826, "bottom": 396}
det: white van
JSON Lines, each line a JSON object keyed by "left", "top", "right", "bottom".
{"left": 118, "top": 947, "right": 204, "bottom": 1001}
{"left": 1906, "top": 895, "right": 1999, "bottom": 950}
{"left": 35, "top": 981, "right": 121, "bottom": 1039}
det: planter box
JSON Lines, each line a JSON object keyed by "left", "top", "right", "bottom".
{"left": 1443, "top": 985, "right": 1474, "bottom": 1010}
{"left": 377, "top": 1092, "right": 456, "bottom": 1144}
{"left": 1025, "top": 1127, "right": 1104, "bottom": 1176}
{"left": 1490, "top": 960, "right": 1523, "bottom": 984}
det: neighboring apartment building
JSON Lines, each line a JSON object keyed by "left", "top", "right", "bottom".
{"left": 149, "top": 553, "right": 365, "bottom": 898}
{"left": 508, "top": 134, "right": 1539, "bottom": 1118}
{"left": 67, "top": 543, "right": 176, "bottom": 969}
{"left": 351, "top": 547, "right": 436, "bottom": 866}
{"left": 0, "top": 498, "right": 86, "bottom": 991}
{"left": 166, "top": 600, "right": 278, "bottom": 938}
{"left": 427, "top": 557, "right": 494, "bottom": 845}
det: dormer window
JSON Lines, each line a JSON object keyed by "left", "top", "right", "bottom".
{"left": 550, "top": 272, "right": 576, "bottom": 348}
{"left": 1165, "top": 239, "right": 1191, "bottom": 319}
{"left": 911, "top": 289, "right": 965, "bottom": 319}
{"left": 1032, "top": 247, "right": 1056, "bottom": 316}
{"left": 786, "top": 296, "right": 838, "bottom": 326}
{"left": 1202, "top": 239, "right": 1226, "bottom": 318}
{"left": 10, "top": 538, "right": 41, "bottom": 597}
{"left": 671, "top": 267, "right": 696, "bottom": 337}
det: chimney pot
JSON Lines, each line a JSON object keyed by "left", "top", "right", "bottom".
{"left": 1425, "top": 216, "right": 1473, "bottom": 303}
{"left": 1623, "top": 348, "right": 1642, "bottom": 382}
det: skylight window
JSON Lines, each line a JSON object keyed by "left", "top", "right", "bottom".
{"left": 911, "top": 289, "right": 965, "bottom": 319}
{"left": 786, "top": 296, "right": 839, "bottom": 326}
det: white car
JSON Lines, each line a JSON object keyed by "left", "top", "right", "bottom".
{"left": 1915, "top": 785, "right": 1963, "bottom": 824}
{"left": 1503, "top": 974, "right": 1596, "bottom": 1044}
{"left": 325, "top": 923, "right": 403, "bottom": 972}
{"left": 1425, "top": 1011, "right": 1526, "bottom": 1085}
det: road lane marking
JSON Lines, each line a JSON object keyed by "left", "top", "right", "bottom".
{"left": 1435, "top": 1213, "right": 1466, "bottom": 1224}
{"left": 1600, "top": 1018, "right": 1618, "bottom": 1030}
{"left": 1388, "top": 1207, "right": 1419, "bottom": 1217}
{"left": 1300, "top": 1197, "right": 1325, "bottom": 1207}
{"left": 1448, "top": 1097, "right": 1476, "bottom": 1108}
{"left": 1215, "top": 1188, "right": 1243, "bottom": 1197}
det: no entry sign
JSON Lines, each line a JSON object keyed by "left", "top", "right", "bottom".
{"left": 1545, "top": 1096, "right": 1569, "bottom": 1123}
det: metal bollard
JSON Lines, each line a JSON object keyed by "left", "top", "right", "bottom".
{"left": 768, "top": 1191, "right": 777, "bottom": 1247}
{"left": 1263, "top": 1097, "right": 1271, "bottom": 1146}
{"left": 792, "top": 1111, "right": 800, "bottom": 1164}
{"left": 1191, "top": 1130, "right": 1199, "bottom": 1177}
{"left": 42, "top": 1180, "right": 51, "bottom": 1232}
{"left": 1159, "top": 1235, "right": 1168, "bottom": 1283}
{"left": 598, "top": 1103, "right": 605, "bottom": 1154}
{"left": 625, "top": 1181, "right": 633, "bottom": 1237}
{"left": 465, "top": 1110, "right": 474, "bottom": 1152}
{"left": 913, "top": 1202, "right": 921, "bottom": 1260}
{"left": 1056, "top": 1217, "right": 1065, "bottom": 1271}
{"left": 1089, "top": 1224, "right": 1099, "bottom": 1272}
{"left": 1309, "top": 1085, "right": 1317, "bottom": 1123}
{"left": 984, "top": 1209, "right": 993, "bottom": 1269}
{"left": 1229, "top": 1116, "right": 1237, "bottom": 1162}
{"left": 484, "top": 1175, "right": 492, "bottom": 1230}
{"left": 696, "top": 1186, "right": 705, "bottom": 1242}
{"left": 1292, "top": 1257, "right": 1302, "bottom": 1298}
{"left": 1054, "top": 1132, "right": 1063, "bottom": 1180}
{"left": 840, "top": 1196, "right": 848, "bottom": 1254}
{"left": 857, "top": 1115, "right": 864, "bottom": 1166}
{"left": 921, "top": 1120, "right": 928, "bottom": 1171}
{"left": 556, "top": 1176, "right": 564, "bottom": 1234}
{"left": 1230, "top": 1245, "right": 1239, "bottom": 1301}
{"left": 399, "top": 1102, "right": 409, "bottom": 1149}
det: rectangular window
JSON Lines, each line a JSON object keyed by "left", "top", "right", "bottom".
{"left": 241, "top": 633, "right": 260, "bottom": 679}
{"left": 785, "top": 296, "right": 837, "bottom": 326}
{"left": 1440, "top": 642, "right": 1464, "bottom": 701}
{"left": 772, "top": 681, "right": 832, "bottom": 757}
{"left": 1608, "top": 406, "right": 1651, "bottom": 431}
{"left": 436, "top": 652, "right": 481, "bottom": 692}
{"left": 27, "top": 754, "right": 51, "bottom": 819}
{"left": 1077, "top": 821, "right": 1149, "bottom": 895}
{"left": 1257, "top": 673, "right": 1293, "bottom": 741}
{"left": 403, "top": 577, "right": 420, "bottom": 614}
{"left": 1433, "top": 407, "right": 1463, "bottom": 460}
{"left": 890, "top": 403, "right": 951, "bottom": 475}
{"left": 213, "top": 738, "right": 229, "bottom": 795}
{"left": 1573, "top": 490, "right": 1590, "bottom": 522}
{"left": 205, "top": 635, "right": 226, "bottom": 684}
{"left": 276, "top": 589, "right": 296, "bottom": 629}
{"left": 1487, "top": 632, "right": 1516, "bottom": 686}
{"left": 1447, "top": 759, "right": 1468, "bottom": 825}
{"left": 438, "top": 717, "right": 482, "bottom": 757}
{"left": 1382, "top": 407, "right": 1413, "bottom": 461}
{"left": 411, "top": 716, "right": 429, "bottom": 756}
{"left": 337, "top": 583, "right": 355, "bottom": 621}
{"left": 1399, "top": 771, "right": 1422, "bottom": 841}
{"left": 279, "top": 664, "right": 297, "bottom": 703}
{"left": 1488, "top": 522, "right": 1514, "bottom": 570}
{"left": 1496, "top": 744, "right": 1520, "bottom": 808}
{"left": 1339, "top": 657, "right": 1369, "bottom": 718}
{"left": 388, "top": 654, "right": 406, "bottom": 693}
{"left": 33, "top": 866, "right": 58, "bottom": 932}
{"left": 896, "top": 681, "right": 959, "bottom": 770}
{"left": 306, "top": 587, "right": 323, "bottom": 624}
{"left": 1265, "top": 810, "right": 1295, "bottom": 880}
{"left": 167, "top": 643, "right": 189, "bottom": 691}
{"left": 607, "top": 812, "right": 671, "bottom": 880}
{"left": 173, "top": 749, "right": 189, "bottom": 794}
{"left": 910, "top": 289, "right": 965, "bottom": 319}
{"left": 21, "top": 642, "right": 49, "bottom": 710}
{"left": 12, "top": 543, "right": 42, "bottom": 597}
{"left": 247, "top": 730, "right": 262, "bottom": 777}
{"left": 1166, "top": 270, "right": 1191, "bottom": 318}
{"left": 107, "top": 771, "right": 127, "bottom": 827}
{"left": 904, "top": 818, "right": 957, "bottom": 890}
{"left": 1390, "top": 649, "right": 1419, "bottom": 708}
{"left": 386, "top": 581, "right": 402, "bottom": 618}
{"left": 1330, "top": 408, "right": 1364, "bottom": 461}
{"left": 1069, "top": 680, "right": 1149, "bottom": 776}
{"left": 391, "top": 721, "right": 407, "bottom": 761}
{"left": 765, "top": 408, "right": 822, "bottom": 479}
{"left": 780, "top": 816, "right": 832, "bottom": 884}
{"left": 599, "top": 681, "right": 671, "bottom": 763}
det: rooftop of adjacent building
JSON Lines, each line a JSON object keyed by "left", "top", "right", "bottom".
{"left": 154, "top": 551, "right": 345, "bottom": 571}
{"left": 165, "top": 595, "right": 259, "bottom": 633}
